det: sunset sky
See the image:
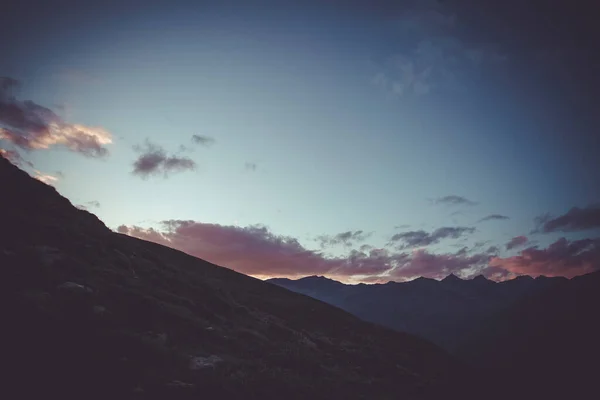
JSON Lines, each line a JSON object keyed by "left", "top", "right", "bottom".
{"left": 2, "top": 0, "right": 599, "bottom": 282}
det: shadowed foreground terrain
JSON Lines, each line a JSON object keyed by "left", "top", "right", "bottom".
{"left": 0, "top": 153, "right": 477, "bottom": 399}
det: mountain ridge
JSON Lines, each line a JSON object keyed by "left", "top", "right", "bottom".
{"left": 267, "top": 271, "right": 581, "bottom": 353}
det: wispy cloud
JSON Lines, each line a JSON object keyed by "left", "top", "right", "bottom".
{"left": 534, "top": 205, "right": 600, "bottom": 233}
{"left": 0, "top": 148, "right": 33, "bottom": 168}
{"left": 316, "top": 230, "right": 372, "bottom": 248}
{"left": 244, "top": 162, "right": 257, "bottom": 171}
{"left": 505, "top": 235, "right": 529, "bottom": 250}
{"left": 0, "top": 77, "right": 112, "bottom": 157}
{"left": 478, "top": 214, "right": 510, "bottom": 223}
{"left": 132, "top": 140, "right": 196, "bottom": 178}
{"left": 374, "top": 1, "right": 506, "bottom": 96}
{"left": 33, "top": 170, "right": 59, "bottom": 185}
{"left": 390, "top": 226, "right": 475, "bottom": 248}
{"left": 191, "top": 134, "right": 216, "bottom": 147}
{"left": 394, "top": 224, "right": 411, "bottom": 229}
{"left": 434, "top": 195, "right": 478, "bottom": 206}
{"left": 77, "top": 200, "right": 101, "bottom": 210}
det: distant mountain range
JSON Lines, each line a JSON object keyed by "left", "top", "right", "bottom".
{"left": 268, "top": 273, "right": 567, "bottom": 352}
{"left": 0, "top": 153, "right": 474, "bottom": 399}
{"left": 269, "top": 271, "right": 600, "bottom": 399}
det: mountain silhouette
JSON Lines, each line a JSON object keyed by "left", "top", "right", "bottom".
{"left": 269, "top": 271, "right": 600, "bottom": 399}
{"left": 0, "top": 154, "right": 476, "bottom": 399}
{"left": 269, "top": 273, "right": 566, "bottom": 353}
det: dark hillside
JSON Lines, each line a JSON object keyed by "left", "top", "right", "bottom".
{"left": 0, "top": 154, "right": 473, "bottom": 400}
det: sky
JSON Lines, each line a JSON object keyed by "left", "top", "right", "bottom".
{"left": 2, "top": 0, "right": 599, "bottom": 283}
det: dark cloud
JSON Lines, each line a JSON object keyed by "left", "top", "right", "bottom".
{"left": 316, "top": 230, "right": 372, "bottom": 248}
{"left": 132, "top": 140, "right": 196, "bottom": 178}
{"left": 390, "top": 226, "right": 475, "bottom": 248}
{"left": 489, "top": 238, "right": 600, "bottom": 279}
{"left": 485, "top": 246, "right": 500, "bottom": 255}
{"left": 191, "top": 135, "right": 216, "bottom": 147}
{"left": 244, "top": 162, "right": 257, "bottom": 171}
{"left": 0, "top": 77, "right": 112, "bottom": 157}
{"left": 478, "top": 214, "right": 510, "bottom": 222}
{"left": 535, "top": 205, "right": 600, "bottom": 233}
{"left": 434, "top": 195, "right": 478, "bottom": 206}
{"left": 506, "top": 235, "right": 529, "bottom": 250}
{"left": 359, "top": 244, "right": 373, "bottom": 252}
{"left": 118, "top": 220, "right": 401, "bottom": 278}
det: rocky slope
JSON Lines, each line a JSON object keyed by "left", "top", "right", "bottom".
{"left": 0, "top": 154, "right": 474, "bottom": 400}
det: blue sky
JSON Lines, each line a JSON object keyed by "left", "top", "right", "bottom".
{"left": 2, "top": 0, "right": 599, "bottom": 282}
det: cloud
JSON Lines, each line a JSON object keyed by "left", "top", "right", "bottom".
{"left": 316, "top": 230, "right": 372, "bottom": 248}
{"left": 244, "top": 162, "right": 257, "bottom": 171}
{"left": 434, "top": 195, "right": 478, "bottom": 206}
{"left": 191, "top": 135, "right": 216, "bottom": 147}
{"left": 485, "top": 246, "right": 500, "bottom": 255}
{"left": 33, "top": 170, "right": 59, "bottom": 185}
{"left": 116, "top": 220, "right": 597, "bottom": 282}
{"left": 389, "top": 248, "right": 492, "bottom": 280}
{"left": 0, "top": 148, "right": 33, "bottom": 167}
{"left": 132, "top": 140, "right": 196, "bottom": 178}
{"left": 359, "top": 244, "right": 374, "bottom": 252}
{"left": 535, "top": 205, "right": 600, "bottom": 233}
{"left": 117, "top": 221, "right": 403, "bottom": 278}
{"left": 479, "top": 214, "right": 510, "bottom": 222}
{"left": 489, "top": 238, "right": 600, "bottom": 278}
{"left": 77, "top": 200, "right": 101, "bottom": 210}
{"left": 505, "top": 236, "right": 528, "bottom": 250}
{"left": 0, "top": 77, "right": 112, "bottom": 157}
{"left": 375, "top": 2, "right": 507, "bottom": 96}
{"left": 390, "top": 226, "right": 475, "bottom": 248}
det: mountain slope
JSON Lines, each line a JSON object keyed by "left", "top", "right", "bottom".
{"left": 0, "top": 154, "right": 473, "bottom": 400}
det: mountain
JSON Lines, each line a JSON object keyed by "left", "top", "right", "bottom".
{"left": 268, "top": 270, "right": 600, "bottom": 399}
{"left": 267, "top": 273, "right": 572, "bottom": 353}
{"left": 0, "top": 154, "right": 475, "bottom": 400}
{"left": 459, "top": 270, "right": 600, "bottom": 400}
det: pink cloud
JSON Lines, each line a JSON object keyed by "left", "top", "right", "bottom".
{"left": 0, "top": 77, "right": 112, "bottom": 157}
{"left": 116, "top": 221, "right": 599, "bottom": 283}
{"left": 33, "top": 170, "right": 59, "bottom": 186}
{"left": 117, "top": 221, "right": 403, "bottom": 278}
{"left": 489, "top": 237, "right": 600, "bottom": 278}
